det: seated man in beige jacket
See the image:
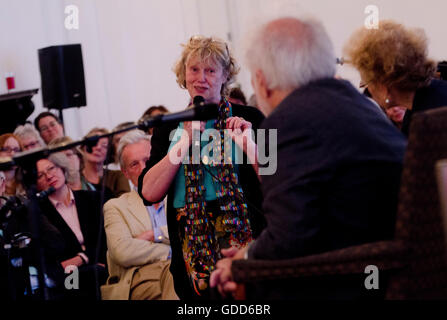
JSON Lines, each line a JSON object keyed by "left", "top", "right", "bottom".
{"left": 101, "top": 130, "right": 177, "bottom": 300}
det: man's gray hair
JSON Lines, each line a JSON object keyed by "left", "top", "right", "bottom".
{"left": 14, "top": 123, "right": 46, "bottom": 146}
{"left": 244, "top": 17, "right": 336, "bottom": 90}
{"left": 117, "top": 130, "right": 151, "bottom": 169}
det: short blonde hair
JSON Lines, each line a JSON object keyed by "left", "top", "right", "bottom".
{"left": 84, "top": 127, "right": 109, "bottom": 138}
{"left": 81, "top": 127, "right": 110, "bottom": 154}
{"left": 344, "top": 20, "right": 435, "bottom": 92}
{"left": 173, "top": 36, "right": 239, "bottom": 96}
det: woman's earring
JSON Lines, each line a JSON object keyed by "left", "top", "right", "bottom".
{"left": 385, "top": 98, "right": 390, "bottom": 104}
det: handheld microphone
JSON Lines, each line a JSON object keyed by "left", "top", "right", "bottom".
{"left": 138, "top": 96, "right": 219, "bottom": 131}
{"left": 193, "top": 95, "right": 205, "bottom": 106}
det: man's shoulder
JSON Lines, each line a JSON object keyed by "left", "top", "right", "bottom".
{"left": 265, "top": 78, "right": 370, "bottom": 124}
{"left": 104, "top": 191, "right": 138, "bottom": 209}
{"left": 284, "top": 78, "right": 357, "bottom": 106}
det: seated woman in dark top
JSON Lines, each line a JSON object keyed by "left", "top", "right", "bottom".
{"left": 344, "top": 20, "right": 447, "bottom": 135}
{"left": 48, "top": 136, "right": 84, "bottom": 191}
{"left": 139, "top": 35, "right": 265, "bottom": 299}
{"left": 36, "top": 155, "right": 107, "bottom": 299}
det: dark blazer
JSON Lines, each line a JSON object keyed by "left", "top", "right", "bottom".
{"left": 248, "top": 78, "right": 407, "bottom": 299}
{"left": 138, "top": 103, "right": 266, "bottom": 300}
{"left": 39, "top": 190, "right": 107, "bottom": 269}
{"left": 402, "top": 79, "right": 447, "bottom": 136}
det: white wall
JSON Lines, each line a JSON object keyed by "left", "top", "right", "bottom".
{"left": 229, "top": 0, "right": 447, "bottom": 98}
{"left": 1, "top": 0, "right": 446, "bottom": 140}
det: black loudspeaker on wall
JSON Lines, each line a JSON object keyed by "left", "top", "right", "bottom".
{"left": 38, "top": 44, "right": 87, "bottom": 110}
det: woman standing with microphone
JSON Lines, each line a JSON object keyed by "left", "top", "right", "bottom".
{"left": 139, "top": 36, "right": 265, "bottom": 299}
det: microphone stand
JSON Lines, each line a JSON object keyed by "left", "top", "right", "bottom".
{"left": 0, "top": 100, "right": 219, "bottom": 172}
{"left": 0, "top": 120, "right": 151, "bottom": 301}
{"left": 0, "top": 102, "right": 217, "bottom": 300}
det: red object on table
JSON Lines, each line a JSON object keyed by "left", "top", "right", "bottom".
{"left": 6, "top": 75, "right": 15, "bottom": 90}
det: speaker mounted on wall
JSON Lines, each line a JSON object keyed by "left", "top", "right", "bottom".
{"left": 38, "top": 44, "right": 87, "bottom": 110}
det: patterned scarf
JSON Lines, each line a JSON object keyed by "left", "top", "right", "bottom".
{"left": 176, "top": 98, "right": 253, "bottom": 295}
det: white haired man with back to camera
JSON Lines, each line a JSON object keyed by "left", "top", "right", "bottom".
{"left": 210, "top": 16, "right": 407, "bottom": 299}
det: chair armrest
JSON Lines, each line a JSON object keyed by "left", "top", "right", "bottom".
{"left": 232, "top": 240, "right": 409, "bottom": 283}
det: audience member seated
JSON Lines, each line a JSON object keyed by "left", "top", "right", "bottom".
{"left": 210, "top": 16, "right": 406, "bottom": 300}
{"left": 344, "top": 20, "right": 447, "bottom": 136}
{"left": 48, "top": 137, "right": 84, "bottom": 191}
{"left": 80, "top": 128, "right": 130, "bottom": 198}
{"left": 0, "top": 168, "right": 68, "bottom": 300}
{"left": 139, "top": 105, "right": 169, "bottom": 135}
{"left": 0, "top": 134, "right": 26, "bottom": 197}
{"left": 101, "top": 130, "right": 177, "bottom": 300}
{"left": 34, "top": 112, "right": 65, "bottom": 144}
{"left": 36, "top": 155, "right": 108, "bottom": 299}
{"left": 228, "top": 87, "right": 247, "bottom": 105}
{"left": 13, "top": 123, "right": 46, "bottom": 151}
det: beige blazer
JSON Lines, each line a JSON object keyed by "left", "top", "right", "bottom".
{"left": 100, "top": 190, "right": 170, "bottom": 300}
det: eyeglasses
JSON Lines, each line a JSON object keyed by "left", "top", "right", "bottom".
{"left": 96, "top": 143, "right": 108, "bottom": 150}
{"left": 359, "top": 80, "right": 369, "bottom": 89}
{"left": 0, "top": 147, "right": 21, "bottom": 154}
{"left": 40, "top": 121, "right": 59, "bottom": 132}
{"left": 23, "top": 140, "right": 40, "bottom": 150}
{"left": 37, "top": 165, "right": 59, "bottom": 180}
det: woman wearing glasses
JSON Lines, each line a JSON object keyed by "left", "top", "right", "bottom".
{"left": 344, "top": 20, "right": 447, "bottom": 135}
{"left": 33, "top": 112, "right": 65, "bottom": 145}
{"left": 14, "top": 123, "right": 46, "bottom": 151}
{"left": 0, "top": 133, "right": 25, "bottom": 197}
{"left": 35, "top": 155, "right": 107, "bottom": 299}
{"left": 139, "top": 36, "right": 265, "bottom": 299}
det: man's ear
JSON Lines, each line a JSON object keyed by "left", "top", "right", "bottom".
{"left": 255, "top": 69, "right": 271, "bottom": 100}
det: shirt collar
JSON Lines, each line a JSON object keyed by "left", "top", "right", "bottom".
{"left": 48, "top": 188, "right": 75, "bottom": 208}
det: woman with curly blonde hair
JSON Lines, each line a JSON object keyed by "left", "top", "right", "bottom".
{"left": 139, "top": 35, "right": 265, "bottom": 299}
{"left": 344, "top": 20, "right": 447, "bottom": 134}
